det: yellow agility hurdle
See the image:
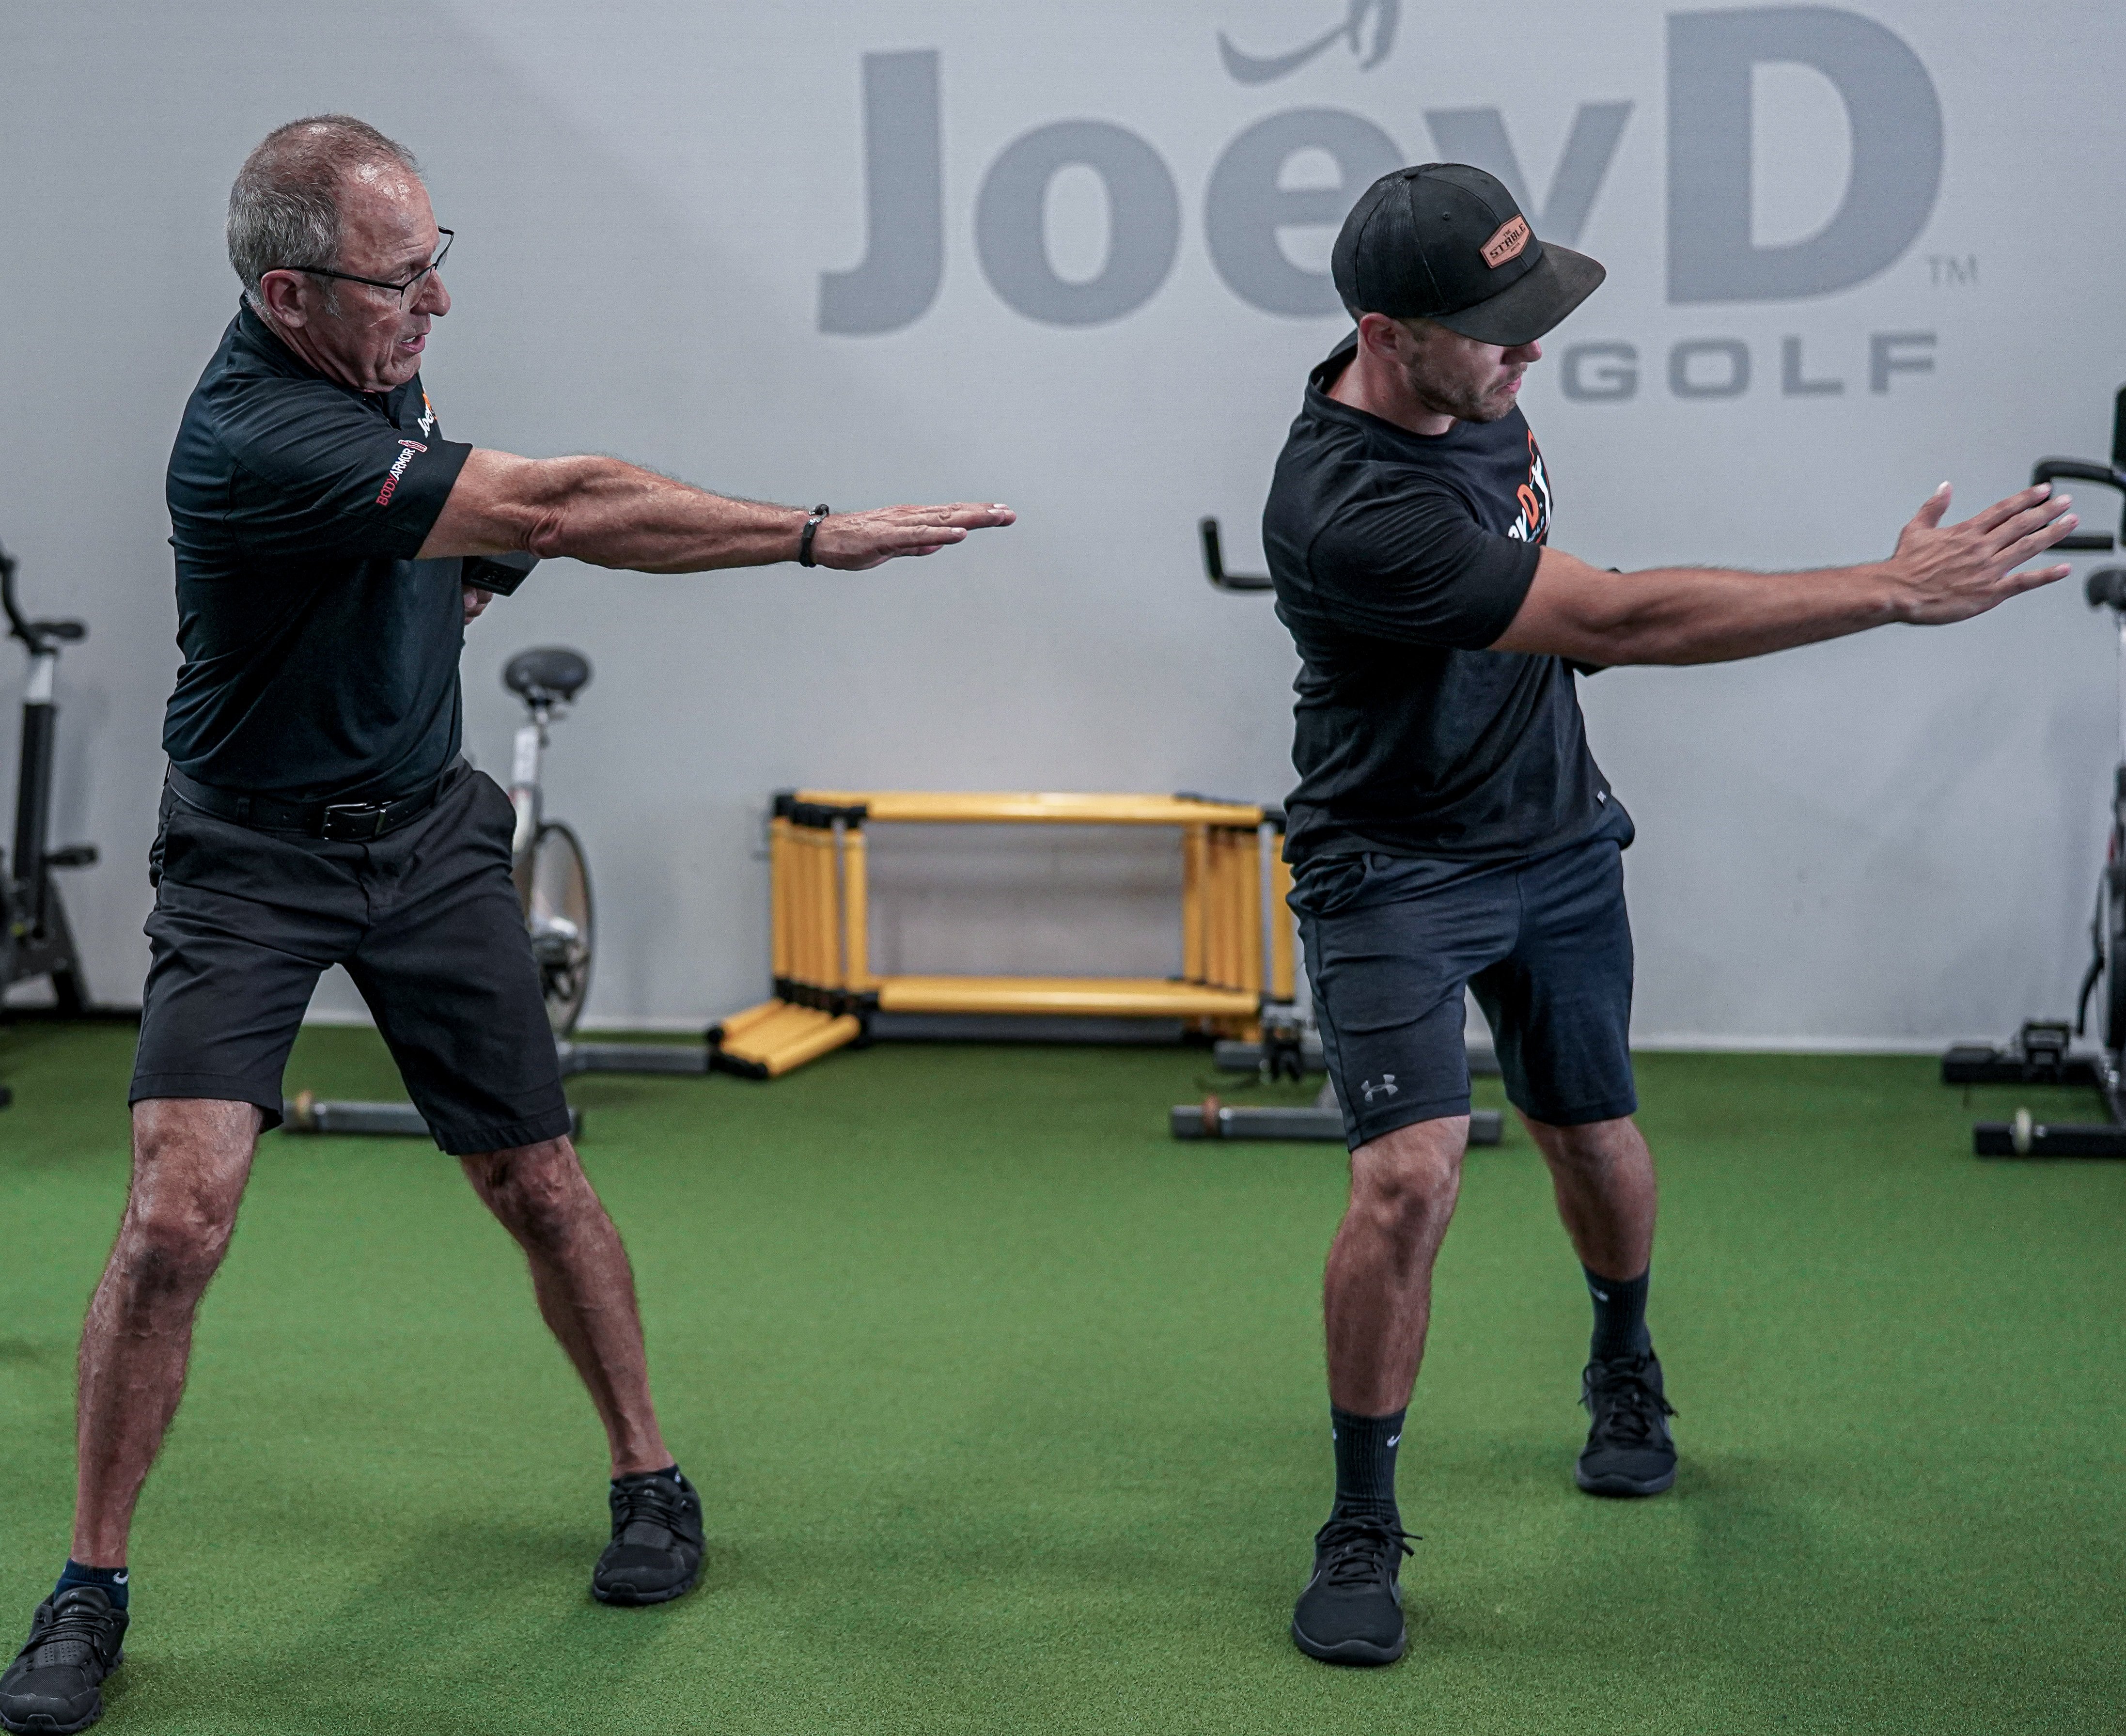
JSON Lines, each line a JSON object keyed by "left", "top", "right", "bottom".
{"left": 709, "top": 790, "right": 1298, "bottom": 1079}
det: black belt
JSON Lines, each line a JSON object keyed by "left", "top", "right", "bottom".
{"left": 166, "top": 763, "right": 446, "bottom": 841}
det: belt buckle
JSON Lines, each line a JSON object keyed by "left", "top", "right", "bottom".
{"left": 321, "top": 801, "right": 391, "bottom": 842}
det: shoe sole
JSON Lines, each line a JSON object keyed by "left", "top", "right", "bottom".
{"left": 592, "top": 1564, "right": 702, "bottom": 1607}
{"left": 1575, "top": 1464, "right": 1676, "bottom": 1498}
{"left": 1290, "top": 1620, "right": 1406, "bottom": 1666}
{"left": 0, "top": 1705, "right": 103, "bottom": 1735}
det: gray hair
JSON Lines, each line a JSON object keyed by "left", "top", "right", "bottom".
{"left": 227, "top": 115, "right": 422, "bottom": 312}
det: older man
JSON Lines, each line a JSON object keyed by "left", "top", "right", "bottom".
{"left": 0, "top": 115, "right": 1012, "bottom": 1735}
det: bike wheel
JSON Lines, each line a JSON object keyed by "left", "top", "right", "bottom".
{"left": 527, "top": 822, "right": 594, "bottom": 1035}
{"left": 2102, "top": 861, "right": 2126, "bottom": 1057}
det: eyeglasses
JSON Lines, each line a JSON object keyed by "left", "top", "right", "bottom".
{"left": 289, "top": 229, "right": 453, "bottom": 306}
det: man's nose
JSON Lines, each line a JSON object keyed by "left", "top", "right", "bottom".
{"left": 415, "top": 271, "right": 450, "bottom": 318}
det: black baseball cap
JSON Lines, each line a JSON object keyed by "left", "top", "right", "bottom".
{"left": 1331, "top": 163, "right": 1605, "bottom": 346}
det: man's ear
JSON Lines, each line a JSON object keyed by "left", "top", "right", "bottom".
{"left": 1355, "top": 311, "right": 1405, "bottom": 359}
{"left": 256, "top": 269, "right": 311, "bottom": 328}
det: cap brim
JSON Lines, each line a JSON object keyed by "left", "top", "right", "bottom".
{"left": 1432, "top": 243, "right": 1605, "bottom": 347}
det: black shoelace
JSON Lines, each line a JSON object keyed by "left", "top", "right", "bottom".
{"left": 610, "top": 1478, "right": 692, "bottom": 1542}
{"left": 21, "top": 1594, "right": 120, "bottom": 1672}
{"left": 1584, "top": 1356, "right": 1678, "bottom": 1445}
{"left": 1314, "top": 1517, "right": 1416, "bottom": 1589}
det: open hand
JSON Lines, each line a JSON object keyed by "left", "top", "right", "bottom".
{"left": 807, "top": 502, "right": 1016, "bottom": 571}
{"left": 1890, "top": 482, "right": 2078, "bottom": 624}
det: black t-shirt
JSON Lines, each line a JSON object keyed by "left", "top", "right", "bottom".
{"left": 162, "top": 304, "right": 477, "bottom": 801}
{"left": 1264, "top": 334, "right": 1610, "bottom": 864}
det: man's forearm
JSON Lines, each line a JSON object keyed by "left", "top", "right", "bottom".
{"left": 1578, "top": 562, "right": 1904, "bottom": 665}
{"left": 1494, "top": 485, "right": 2074, "bottom": 666}
{"left": 521, "top": 457, "right": 803, "bottom": 572}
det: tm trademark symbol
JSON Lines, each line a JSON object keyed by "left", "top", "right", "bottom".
{"left": 1926, "top": 254, "right": 1978, "bottom": 287}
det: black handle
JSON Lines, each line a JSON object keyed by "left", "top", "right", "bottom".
{"left": 0, "top": 542, "right": 31, "bottom": 645}
{"left": 2031, "top": 458, "right": 2126, "bottom": 552}
{"left": 1198, "top": 517, "right": 1274, "bottom": 593}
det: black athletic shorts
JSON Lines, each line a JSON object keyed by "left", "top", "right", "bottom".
{"left": 1290, "top": 799, "right": 1638, "bottom": 1150}
{"left": 130, "top": 761, "right": 572, "bottom": 1155}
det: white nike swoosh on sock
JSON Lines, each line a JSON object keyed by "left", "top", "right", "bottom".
{"left": 1386, "top": 1434, "right": 1401, "bottom": 1448}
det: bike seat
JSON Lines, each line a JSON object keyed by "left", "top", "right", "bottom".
{"left": 503, "top": 646, "right": 592, "bottom": 705}
{"left": 30, "top": 619, "right": 85, "bottom": 642}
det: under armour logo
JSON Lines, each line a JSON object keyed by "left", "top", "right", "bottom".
{"left": 1219, "top": 0, "right": 1399, "bottom": 85}
{"left": 1360, "top": 1074, "right": 1398, "bottom": 1103}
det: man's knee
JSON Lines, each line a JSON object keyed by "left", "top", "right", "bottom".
{"left": 466, "top": 1138, "right": 595, "bottom": 1248}
{"left": 114, "top": 1179, "right": 242, "bottom": 1306}
{"left": 116, "top": 1100, "right": 257, "bottom": 1305}
{"left": 1349, "top": 1118, "right": 1466, "bottom": 1245}
{"left": 1526, "top": 1113, "right": 1644, "bottom": 1172}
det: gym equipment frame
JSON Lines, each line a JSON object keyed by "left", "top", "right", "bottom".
{"left": 711, "top": 790, "right": 1298, "bottom": 1079}
{"left": 1, "top": 541, "right": 106, "bottom": 1110}
{"left": 1171, "top": 1018, "right": 1505, "bottom": 1145}
{"left": 1943, "top": 397, "right": 2126, "bottom": 1158}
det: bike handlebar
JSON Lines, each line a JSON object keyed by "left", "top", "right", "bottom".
{"left": 0, "top": 540, "right": 87, "bottom": 654}
{"left": 2032, "top": 458, "right": 2126, "bottom": 551}
{"left": 1198, "top": 517, "right": 1274, "bottom": 592}
{"left": 0, "top": 542, "right": 30, "bottom": 644}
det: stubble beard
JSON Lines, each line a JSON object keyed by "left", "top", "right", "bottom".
{"left": 1404, "top": 357, "right": 1516, "bottom": 424}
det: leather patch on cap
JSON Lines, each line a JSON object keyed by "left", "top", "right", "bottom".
{"left": 1481, "top": 215, "right": 1532, "bottom": 269}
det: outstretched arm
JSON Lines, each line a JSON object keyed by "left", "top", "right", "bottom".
{"left": 419, "top": 449, "right": 1014, "bottom": 573}
{"left": 1490, "top": 482, "right": 2078, "bottom": 666}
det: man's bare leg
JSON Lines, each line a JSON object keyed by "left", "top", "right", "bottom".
{"left": 1324, "top": 1115, "right": 1469, "bottom": 1414}
{"left": 462, "top": 1136, "right": 700, "bottom": 1605}
{"left": 458, "top": 1137, "right": 670, "bottom": 1477}
{"left": 1294, "top": 1115, "right": 1468, "bottom": 1665}
{"left": 72, "top": 1098, "right": 263, "bottom": 1566}
{"left": 1518, "top": 1113, "right": 1656, "bottom": 1282}
{"left": 1519, "top": 1113, "right": 1673, "bottom": 1496}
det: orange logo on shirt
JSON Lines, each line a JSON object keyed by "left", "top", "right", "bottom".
{"left": 1507, "top": 431, "right": 1551, "bottom": 544}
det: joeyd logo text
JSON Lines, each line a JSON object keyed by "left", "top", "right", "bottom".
{"left": 819, "top": 6, "right": 1945, "bottom": 338}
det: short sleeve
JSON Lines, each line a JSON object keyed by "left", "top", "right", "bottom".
{"left": 1305, "top": 484, "right": 1540, "bottom": 649}
{"left": 208, "top": 373, "right": 472, "bottom": 563}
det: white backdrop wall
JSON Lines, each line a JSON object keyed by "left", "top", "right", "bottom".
{"left": 1, "top": 0, "right": 2122, "bottom": 1045}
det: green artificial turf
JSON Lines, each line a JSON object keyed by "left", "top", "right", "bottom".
{"left": 1, "top": 1022, "right": 2121, "bottom": 1734}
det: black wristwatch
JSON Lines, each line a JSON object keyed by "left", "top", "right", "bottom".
{"left": 798, "top": 504, "right": 830, "bottom": 567}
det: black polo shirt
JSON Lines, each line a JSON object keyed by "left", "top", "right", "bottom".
{"left": 162, "top": 303, "right": 477, "bottom": 802}
{"left": 1264, "top": 334, "right": 1611, "bottom": 864}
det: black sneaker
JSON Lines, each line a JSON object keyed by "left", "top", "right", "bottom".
{"left": 591, "top": 1470, "right": 704, "bottom": 1605}
{"left": 1576, "top": 1350, "right": 1678, "bottom": 1497}
{"left": 0, "top": 1586, "right": 127, "bottom": 1735}
{"left": 1289, "top": 1515, "right": 1414, "bottom": 1666}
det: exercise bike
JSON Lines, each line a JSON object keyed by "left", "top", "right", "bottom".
{"left": 1942, "top": 392, "right": 2126, "bottom": 1157}
{"left": 0, "top": 540, "right": 101, "bottom": 1110}
{"left": 283, "top": 645, "right": 709, "bottom": 1138}
{"left": 504, "top": 647, "right": 595, "bottom": 1034}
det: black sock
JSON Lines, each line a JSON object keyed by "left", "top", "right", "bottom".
{"left": 614, "top": 1464, "right": 685, "bottom": 1488}
{"left": 1329, "top": 1406, "right": 1405, "bottom": 1526}
{"left": 1584, "top": 1265, "right": 1652, "bottom": 1362}
{"left": 53, "top": 1560, "right": 128, "bottom": 1611}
